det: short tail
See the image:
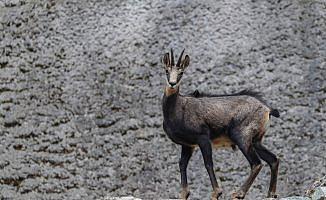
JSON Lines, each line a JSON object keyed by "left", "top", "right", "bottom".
{"left": 270, "top": 109, "right": 280, "bottom": 118}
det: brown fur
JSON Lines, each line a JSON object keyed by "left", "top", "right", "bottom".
{"left": 165, "top": 86, "right": 178, "bottom": 96}
{"left": 212, "top": 135, "right": 234, "bottom": 148}
{"left": 161, "top": 49, "right": 280, "bottom": 199}
{"left": 257, "top": 111, "right": 270, "bottom": 140}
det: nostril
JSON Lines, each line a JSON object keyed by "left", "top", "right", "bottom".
{"left": 169, "top": 82, "right": 177, "bottom": 86}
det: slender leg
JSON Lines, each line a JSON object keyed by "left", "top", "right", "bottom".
{"left": 179, "top": 145, "right": 193, "bottom": 199}
{"left": 254, "top": 142, "right": 279, "bottom": 198}
{"left": 198, "top": 138, "right": 223, "bottom": 200}
{"left": 229, "top": 130, "right": 263, "bottom": 199}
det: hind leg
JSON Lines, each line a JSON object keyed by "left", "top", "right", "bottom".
{"left": 229, "top": 129, "right": 263, "bottom": 199}
{"left": 254, "top": 142, "right": 279, "bottom": 198}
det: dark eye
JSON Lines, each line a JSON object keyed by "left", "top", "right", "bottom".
{"left": 165, "top": 70, "right": 168, "bottom": 74}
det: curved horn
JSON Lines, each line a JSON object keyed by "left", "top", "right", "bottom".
{"left": 170, "top": 48, "right": 175, "bottom": 66}
{"left": 177, "top": 48, "right": 185, "bottom": 67}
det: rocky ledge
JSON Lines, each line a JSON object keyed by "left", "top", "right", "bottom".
{"left": 104, "top": 176, "right": 326, "bottom": 200}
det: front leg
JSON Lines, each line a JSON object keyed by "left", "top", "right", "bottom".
{"left": 198, "top": 137, "right": 223, "bottom": 200}
{"left": 179, "top": 145, "right": 193, "bottom": 199}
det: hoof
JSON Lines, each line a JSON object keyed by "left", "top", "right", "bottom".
{"left": 211, "top": 188, "right": 223, "bottom": 200}
{"left": 267, "top": 193, "right": 278, "bottom": 198}
{"left": 180, "top": 188, "right": 190, "bottom": 200}
{"left": 231, "top": 190, "right": 245, "bottom": 200}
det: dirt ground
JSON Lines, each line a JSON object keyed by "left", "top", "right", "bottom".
{"left": 0, "top": 0, "right": 325, "bottom": 199}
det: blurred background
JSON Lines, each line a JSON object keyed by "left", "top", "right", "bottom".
{"left": 0, "top": 0, "right": 325, "bottom": 199}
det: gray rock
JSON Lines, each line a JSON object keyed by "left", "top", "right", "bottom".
{"left": 311, "top": 187, "right": 326, "bottom": 200}
{"left": 0, "top": 0, "right": 325, "bottom": 199}
{"left": 102, "top": 197, "right": 142, "bottom": 200}
{"left": 280, "top": 197, "right": 311, "bottom": 200}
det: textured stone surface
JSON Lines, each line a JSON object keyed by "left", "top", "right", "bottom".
{"left": 311, "top": 187, "right": 326, "bottom": 200}
{"left": 101, "top": 197, "right": 142, "bottom": 200}
{"left": 280, "top": 197, "right": 311, "bottom": 200}
{"left": 0, "top": 0, "right": 325, "bottom": 199}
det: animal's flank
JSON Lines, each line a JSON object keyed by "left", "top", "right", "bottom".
{"left": 193, "top": 87, "right": 281, "bottom": 119}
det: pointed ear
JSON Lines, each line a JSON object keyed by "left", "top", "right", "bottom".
{"left": 162, "top": 53, "right": 170, "bottom": 67}
{"left": 182, "top": 55, "right": 190, "bottom": 69}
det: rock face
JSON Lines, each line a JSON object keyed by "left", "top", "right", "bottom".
{"left": 279, "top": 187, "right": 326, "bottom": 200}
{"left": 101, "top": 197, "right": 142, "bottom": 200}
{"left": 280, "top": 197, "right": 311, "bottom": 200}
{"left": 0, "top": 0, "right": 325, "bottom": 199}
{"left": 311, "top": 187, "right": 326, "bottom": 200}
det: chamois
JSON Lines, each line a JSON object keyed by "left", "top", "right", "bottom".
{"left": 161, "top": 49, "right": 280, "bottom": 200}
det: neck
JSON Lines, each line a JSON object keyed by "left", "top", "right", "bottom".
{"left": 164, "top": 85, "right": 179, "bottom": 96}
{"left": 162, "top": 85, "right": 180, "bottom": 120}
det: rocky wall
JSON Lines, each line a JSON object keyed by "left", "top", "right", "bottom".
{"left": 0, "top": 0, "right": 325, "bottom": 199}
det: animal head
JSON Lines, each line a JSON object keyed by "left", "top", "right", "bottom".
{"left": 162, "top": 48, "right": 190, "bottom": 89}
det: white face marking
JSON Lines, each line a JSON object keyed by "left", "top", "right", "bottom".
{"left": 166, "top": 67, "right": 183, "bottom": 88}
{"left": 169, "top": 70, "right": 178, "bottom": 83}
